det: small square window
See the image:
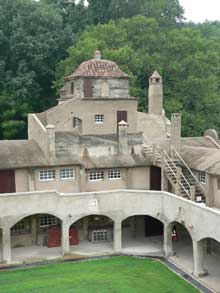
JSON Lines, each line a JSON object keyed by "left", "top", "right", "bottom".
{"left": 39, "top": 170, "right": 55, "bottom": 181}
{"left": 95, "top": 115, "right": 104, "bottom": 124}
{"left": 108, "top": 169, "right": 121, "bottom": 180}
{"left": 199, "top": 172, "right": 206, "bottom": 184}
{"left": 60, "top": 168, "right": 75, "bottom": 179}
{"left": 89, "top": 170, "right": 104, "bottom": 181}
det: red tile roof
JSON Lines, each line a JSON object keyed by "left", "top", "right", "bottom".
{"left": 66, "top": 59, "right": 129, "bottom": 80}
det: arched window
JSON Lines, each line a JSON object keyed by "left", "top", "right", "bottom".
{"left": 101, "top": 81, "right": 110, "bottom": 97}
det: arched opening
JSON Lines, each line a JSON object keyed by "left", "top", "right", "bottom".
{"left": 169, "top": 222, "right": 193, "bottom": 273}
{"left": 122, "top": 215, "right": 164, "bottom": 254}
{"left": 69, "top": 215, "right": 114, "bottom": 255}
{"left": 198, "top": 237, "right": 220, "bottom": 291}
{"left": 10, "top": 214, "right": 62, "bottom": 262}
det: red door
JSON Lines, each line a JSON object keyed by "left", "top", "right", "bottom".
{"left": 47, "top": 227, "right": 79, "bottom": 247}
{"left": 48, "top": 227, "right": 61, "bottom": 247}
{"left": 69, "top": 227, "right": 79, "bottom": 245}
{"left": 0, "top": 170, "right": 15, "bottom": 193}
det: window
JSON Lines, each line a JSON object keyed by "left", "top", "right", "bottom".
{"left": 60, "top": 168, "right": 75, "bottom": 179}
{"left": 73, "top": 117, "right": 80, "bottom": 128}
{"left": 39, "top": 170, "right": 55, "bottom": 181}
{"left": 89, "top": 170, "right": 104, "bottom": 181}
{"left": 70, "top": 82, "right": 74, "bottom": 94}
{"left": 11, "top": 220, "right": 26, "bottom": 233}
{"left": 95, "top": 114, "right": 104, "bottom": 124}
{"left": 108, "top": 169, "right": 121, "bottom": 180}
{"left": 39, "top": 215, "right": 57, "bottom": 227}
{"left": 199, "top": 172, "right": 206, "bottom": 184}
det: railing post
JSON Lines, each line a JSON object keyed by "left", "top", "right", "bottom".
{"left": 175, "top": 167, "right": 181, "bottom": 196}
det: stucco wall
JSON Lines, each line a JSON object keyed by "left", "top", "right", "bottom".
{"left": 1, "top": 190, "right": 220, "bottom": 244}
{"left": 15, "top": 169, "right": 29, "bottom": 192}
{"left": 46, "top": 98, "right": 137, "bottom": 135}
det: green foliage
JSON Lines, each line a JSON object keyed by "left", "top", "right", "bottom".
{"left": 55, "top": 16, "right": 220, "bottom": 136}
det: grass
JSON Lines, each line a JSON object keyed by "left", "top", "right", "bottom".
{"left": 0, "top": 256, "right": 199, "bottom": 293}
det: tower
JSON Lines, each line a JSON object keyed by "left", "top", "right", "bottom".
{"left": 148, "top": 71, "right": 163, "bottom": 115}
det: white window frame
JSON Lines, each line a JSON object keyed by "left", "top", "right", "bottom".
{"left": 39, "top": 170, "right": 56, "bottom": 181}
{"left": 199, "top": 172, "right": 206, "bottom": 184}
{"left": 60, "top": 168, "right": 75, "bottom": 180}
{"left": 95, "top": 114, "right": 104, "bottom": 124}
{"left": 108, "top": 169, "right": 121, "bottom": 180}
{"left": 89, "top": 170, "right": 104, "bottom": 181}
{"left": 39, "top": 215, "right": 57, "bottom": 227}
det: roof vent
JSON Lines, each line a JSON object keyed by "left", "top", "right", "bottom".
{"left": 94, "top": 50, "right": 101, "bottom": 61}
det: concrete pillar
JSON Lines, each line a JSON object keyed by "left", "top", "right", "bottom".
{"left": 31, "top": 215, "right": 38, "bottom": 245}
{"left": 114, "top": 221, "right": 122, "bottom": 252}
{"left": 118, "top": 121, "right": 129, "bottom": 155}
{"left": 170, "top": 113, "right": 181, "bottom": 153}
{"left": 82, "top": 218, "right": 88, "bottom": 240}
{"left": 2, "top": 227, "right": 11, "bottom": 264}
{"left": 163, "top": 224, "right": 174, "bottom": 257}
{"left": 61, "top": 221, "right": 70, "bottom": 255}
{"left": 193, "top": 240, "right": 207, "bottom": 277}
{"left": 190, "top": 186, "right": 196, "bottom": 202}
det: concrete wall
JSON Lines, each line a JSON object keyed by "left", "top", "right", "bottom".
{"left": 64, "top": 78, "right": 129, "bottom": 100}
{"left": 28, "top": 114, "right": 48, "bottom": 155}
{"left": 47, "top": 98, "right": 137, "bottom": 135}
{"left": 14, "top": 166, "right": 149, "bottom": 194}
{"left": 1, "top": 190, "right": 220, "bottom": 244}
{"left": 15, "top": 169, "right": 29, "bottom": 192}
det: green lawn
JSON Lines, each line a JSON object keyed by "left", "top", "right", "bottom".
{"left": 0, "top": 256, "right": 199, "bottom": 293}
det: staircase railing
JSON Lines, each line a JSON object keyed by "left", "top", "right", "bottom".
{"left": 163, "top": 149, "right": 192, "bottom": 200}
{"left": 170, "top": 145, "right": 207, "bottom": 198}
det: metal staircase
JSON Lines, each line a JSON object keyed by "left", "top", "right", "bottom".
{"left": 142, "top": 144, "right": 207, "bottom": 203}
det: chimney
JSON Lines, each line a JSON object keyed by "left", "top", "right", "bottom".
{"left": 148, "top": 71, "right": 163, "bottom": 115}
{"left": 94, "top": 50, "right": 101, "bottom": 61}
{"left": 46, "top": 124, "right": 56, "bottom": 158}
{"left": 170, "top": 113, "right": 181, "bottom": 152}
{"left": 118, "top": 120, "right": 129, "bottom": 155}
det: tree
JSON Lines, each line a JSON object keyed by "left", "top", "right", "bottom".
{"left": 55, "top": 16, "right": 220, "bottom": 136}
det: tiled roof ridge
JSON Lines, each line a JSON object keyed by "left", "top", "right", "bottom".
{"left": 66, "top": 58, "right": 129, "bottom": 79}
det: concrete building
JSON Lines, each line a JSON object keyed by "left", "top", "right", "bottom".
{"left": 0, "top": 51, "right": 220, "bottom": 291}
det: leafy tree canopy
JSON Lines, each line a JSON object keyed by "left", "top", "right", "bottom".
{"left": 55, "top": 16, "right": 220, "bottom": 137}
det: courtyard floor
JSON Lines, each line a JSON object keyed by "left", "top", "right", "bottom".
{"left": 0, "top": 256, "right": 199, "bottom": 293}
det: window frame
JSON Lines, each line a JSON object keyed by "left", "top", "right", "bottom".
{"left": 39, "top": 215, "right": 57, "bottom": 227}
{"left": 95, "top": 114, "right": 104, "bottom": 124}
{"left": 60, "top": 168, "right": 75, "bottom": 180}
{"left": 89, "top": 170, "right": 104, "bottom": 182}
{"left": 108, "top": 169, "right": 121, "bottom": 180}
{"left": 39, "top": 170, "right": 56, "bottom": 181}
{"left": 199, "top": 172, "right": 206, "bottom": 184}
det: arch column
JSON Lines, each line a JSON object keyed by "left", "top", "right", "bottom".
{"left": 2, "top": 226, "right": 11, "bottom": 264}
{"left": 163, "top": 224, "right": 174, "bottom": 257}
{"left": 193, "top": 240, "right": 207, "bottom": 277}
{"left": 62, "top": 221, "right": 70, "bottom": 255}
{"left": 114, "top": 221, "right": 122, "bottom": 252}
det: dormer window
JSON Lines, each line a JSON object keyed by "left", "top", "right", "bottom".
{"left": 70, "top": 82, "right": 74, "bottom": 94}
{"left": 84, "top": 79, "right": 93, "bottom": 97}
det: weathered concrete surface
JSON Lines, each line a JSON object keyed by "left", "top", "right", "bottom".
{"left": 0, "top": 190, "right": 220, "bottom": 243}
